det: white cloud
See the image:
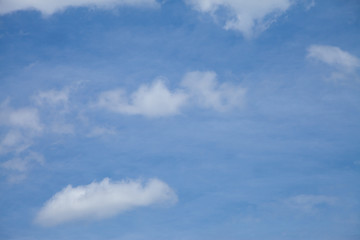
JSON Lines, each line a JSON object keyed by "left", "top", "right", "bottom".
{"left": 0, "top": 0, "right": 158, "bottom": 16}
{"left": 35, "top": 178, "right": 177, "bottom": 226}
{"left": 96, "top": 80, "right": 188, "bottom": 117}
{"left": 34, "top": 89, "right": 69, "bottom": 106}
{"left": 181, "top": 71, "right": 246, "bottom": 111}
{"left": 307, "top": 45, "right": 360, "bottom": 72}
{"left": 96, "top": 72, "right": 246, "bottom": 116}
{"left": 0, "top": 102, "right": 42, "bottom": 132}
{"left": 185, "top": 0, "right": 292, "bottom": 38}
{"left": 286, "top": 194, "right": 336, "bottom": 212}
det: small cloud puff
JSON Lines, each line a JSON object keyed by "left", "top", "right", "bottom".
{"left": 35, "top": 178, "right": 177, "bottom": 226}
{"left": 96, "top": 80, "right": 188, "bottom": 117}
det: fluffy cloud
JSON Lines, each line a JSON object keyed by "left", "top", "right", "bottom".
{"left": 181, "top": 71, "right": 246, "bottom": 111}
{"left": 35, "top": 178, "right": 177, "bottom": 226}
{"left": 185, "top": 0, "right": 292, "bottom": 38}
{"left": 0, "top": 0, "right": 158, "bottom": 16}
{"left": 307, "top": 45, "right": 360, "bottom": 72}
{"left": 96, "top": 71, "right": 246, "bottom": 116}
{"left": 96, "top": 80, "right": 188, "bottom": 117}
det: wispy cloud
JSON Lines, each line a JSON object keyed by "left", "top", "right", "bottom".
{"left": 87, "top": 126, "right": 117, "bottom": 138}
{"left": 181, "top": 71, "right": 246, "bottom": 111}
{"left": 307, "top": 45, "right": 360, "bottom": 71}
{"left": 286, "top": 194, "right": 336, "bottom": 212}
{"left": 307, "top": 44, "right": 360, "bottom": 80}
{"left": 1, "top": 152, "right": 45, "bottom": 183}
{"left": 35, "top": 178, "right": 177, "bottom": 226}
{"left": 0, "top": 0, "right": 159, "bottom": 16}
{"left": 184, "top": 0, "right": 293, "bottom": 38}
{"left": 34, "top": 88, "right": 69, "bottom": 107}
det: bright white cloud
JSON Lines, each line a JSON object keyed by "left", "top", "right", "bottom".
{"left": 96, "top": 80, "right": 188, "bottom": 117}
{"left": 181, "top": 71, "right": 246, "bottom": 111}
{"left": 307, "top": 45, "right": 360, "bottom": 72}
{"left": 0, "top": 0, "right": 158, "bottom": 16}
{"left": 185, "top": 0, "right": 292, "bottom": 38}
{"left": 286, "top": 194, "right": 336, "bottom": 212}
{"left": 35, "top": 178, "right": 177, "bottom": 226}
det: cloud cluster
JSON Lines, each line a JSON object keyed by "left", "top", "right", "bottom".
{"left": 35, "top": 178, "right": 177, "bottom": 226}
{"left": 96, "top": 71, "right": 246, "bottom": 117}
{"left": 307, "top": 44, "right": 360, "bottom": 80}
{"left": 0, "top": 0, "right": 158, "bottom": 16}
{"left": 185, "top": 0, "right": 292, "bottom": 38}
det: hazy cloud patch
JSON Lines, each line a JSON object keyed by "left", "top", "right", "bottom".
{"left": 181, "top": 71, "right": 246, "bottom": 111}
{"left": 0, "top": 0, "right": 159, "bottom": 16}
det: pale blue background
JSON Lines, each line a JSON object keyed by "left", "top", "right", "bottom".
{"left": 1, "top": 0, "right": 360, "bottom": 239}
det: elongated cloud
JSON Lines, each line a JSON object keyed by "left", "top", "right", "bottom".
{"left": 307, "top": 45, "right": 360, "bottom": 80}
{"left": 0, "top": 0, "right": 158, "bottom": 16}
{"left": 96, "top": 80, "right": 188, "bottom": 117}
{"left": 35, "top": 178, "right": 177, "bottom": 226}
{"left": 307, "top": 45, "right": 360, "bottom": 72}
{"left": 185, "top": 0, "right": 292, "bottom": 38}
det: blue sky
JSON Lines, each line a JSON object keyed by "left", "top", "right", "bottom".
{"left": 0, "top": 0, "right": 360, "bottom": 239}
